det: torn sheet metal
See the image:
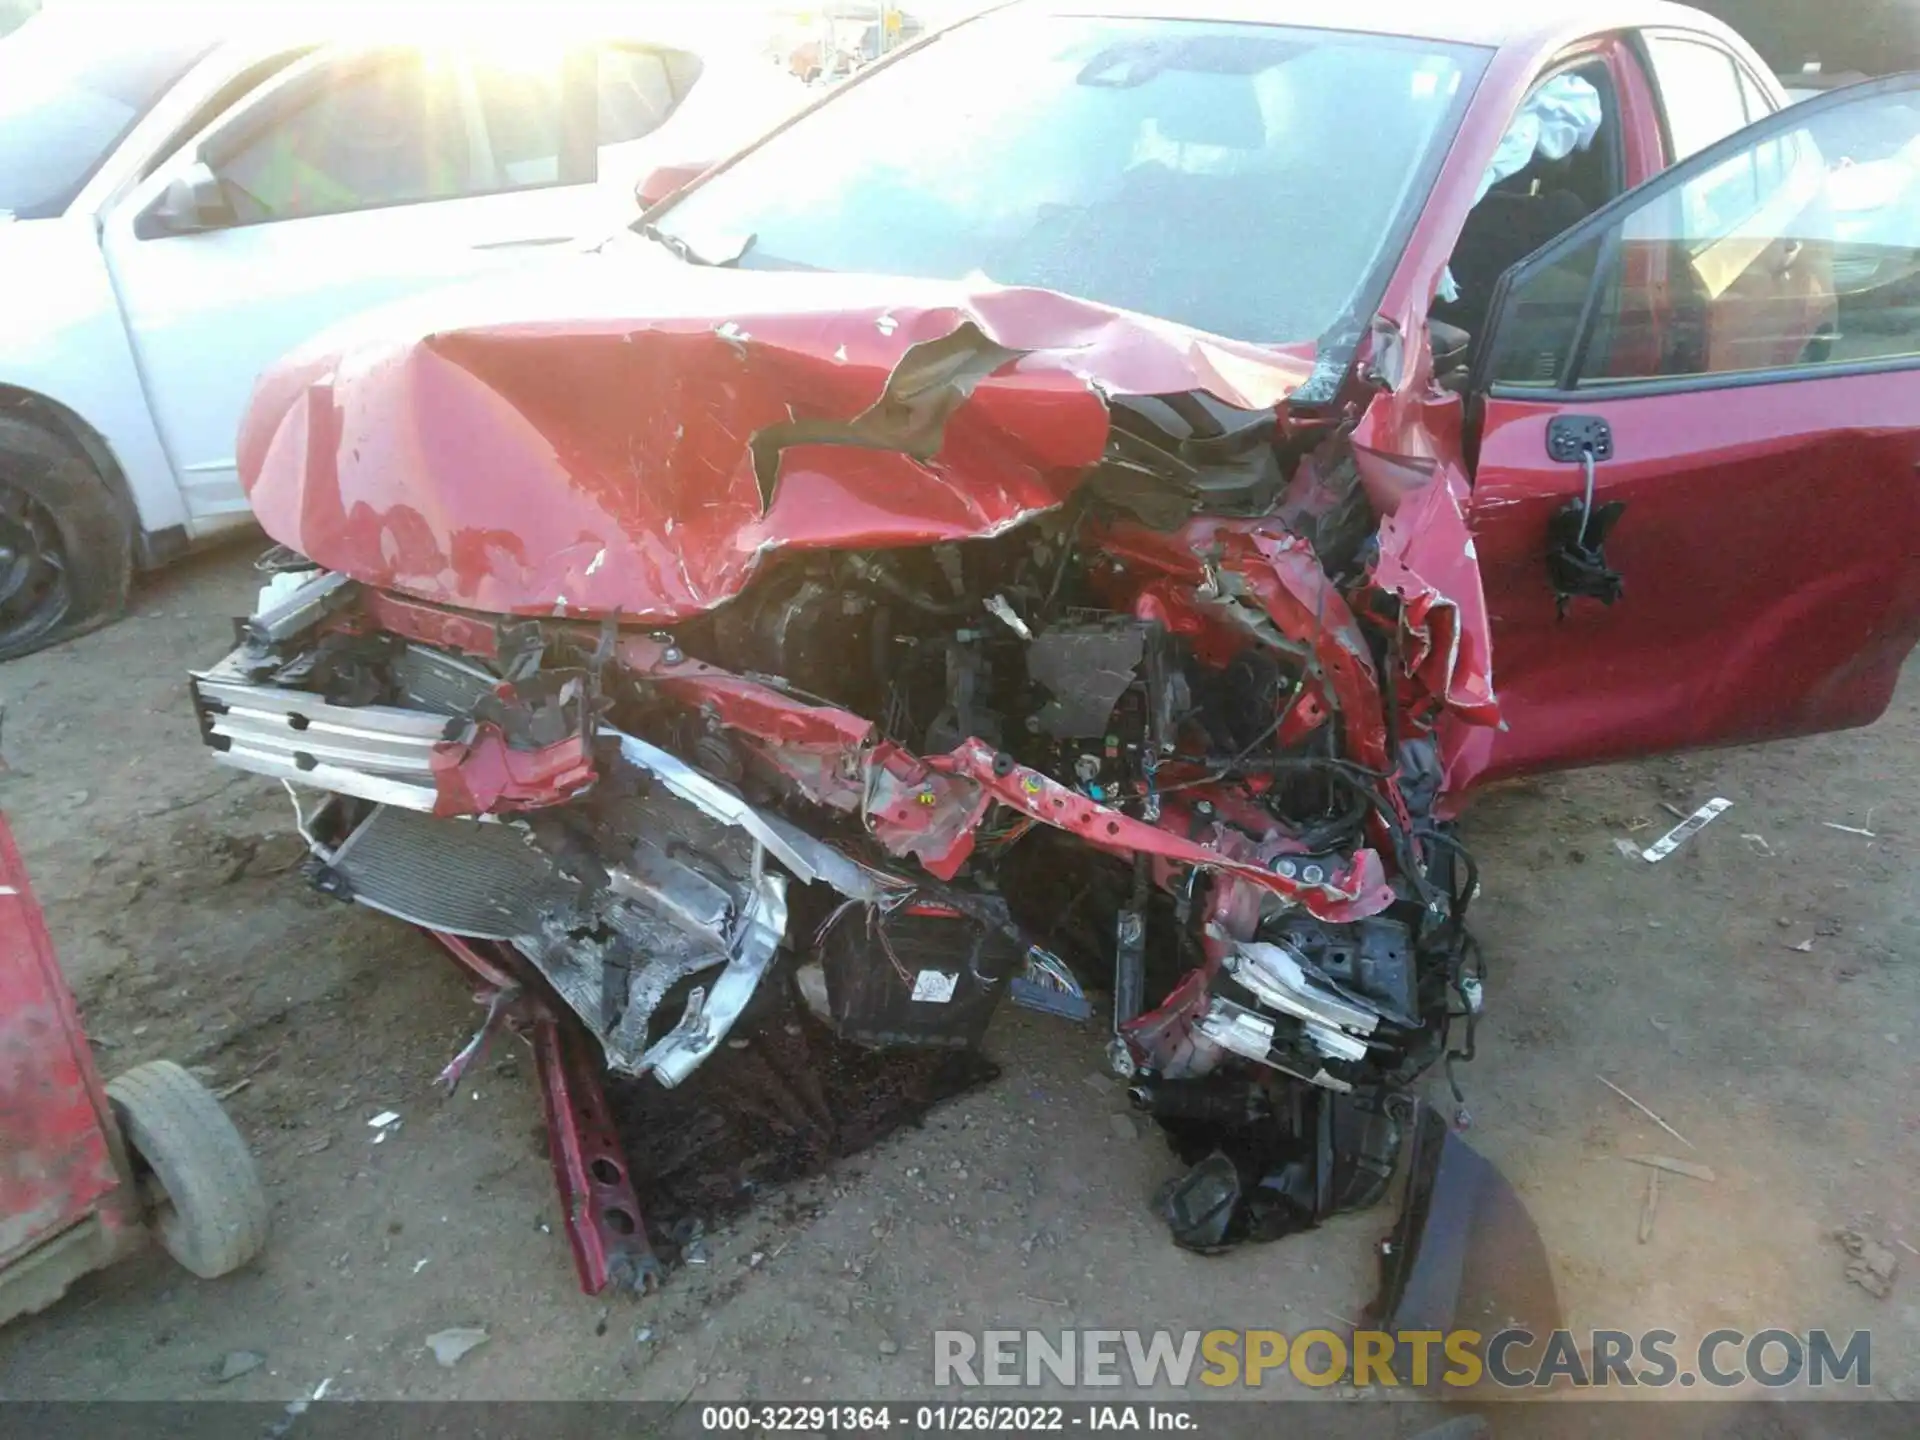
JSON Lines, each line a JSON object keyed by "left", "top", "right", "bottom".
{"left": 609, "top": 728, "right": 883, "bottom": 900}
{"left": 355, "top": 576, "right": 1402, "bottom": 921}
{"left": 1366, "top": 463, "right": 1501, "bottom": 730}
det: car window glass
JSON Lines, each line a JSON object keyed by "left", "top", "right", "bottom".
{"left": 214, "top": 55, "right": 470, "bottom": 222}
{"left": 656, "top": 14, "right": 1488, "bottom": 355}
{"left": 0, "top": 12, "right": 213, "bottom": 219}
{"left": 470, "top": 53, "right": 570, "bottom": 187}
{"left": 661, "top": 48, "right": 705, "bottom": 104}
{"left": 600, "top": 46, "right": 678, "bottom": 144}
{"left": 1647, "top": 35, "right": 1749, "bottom": 160}
{"left": 1489, "top": 85, "right": 1920, "bottom": 389}
{"left": 139, "top": 49, "right": 315, "bottom": 182}
{"left": 1737, "top": 65, "right": 1775, "bottom": 124}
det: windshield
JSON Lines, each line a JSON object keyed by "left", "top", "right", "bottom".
{"left": 0, "top": 12, "right": 214, "bottom": 220}
{"left": 654, "top": 11, "right": 1486, "bottom": 357}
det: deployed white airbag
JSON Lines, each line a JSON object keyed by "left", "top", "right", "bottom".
{"left": 1440, "top": 75, "right": 1604, "bottom": 301}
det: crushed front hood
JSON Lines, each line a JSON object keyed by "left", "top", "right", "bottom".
{"left": 239, "top": 248, "right": 1315, "bottom": 619}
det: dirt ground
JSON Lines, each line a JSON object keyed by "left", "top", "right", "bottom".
{"left": 0, "top": 542, "right": 1915, "bottom": 1408}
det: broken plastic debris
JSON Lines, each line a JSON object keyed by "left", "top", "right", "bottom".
{"left": 367, "top": 1111, "right": 400, "bottom": 1129}
{"left": 1822, "top": 821, "right": 1876, "bottom": 837}
{"left": 1009, "top": 975, "right": 1094, "bottom": 1022}
{"left": 426, "top": 1328, "right": 489, "bottom": 1368}
{"left": 1612, "top": 838, "right": 1642, "bottom": 861}
{"left": 209, "top": 1350, "right": 266, "bottom": 1384}
{"left": 1640, "top": 798, "right": 1731, "bottom": 863}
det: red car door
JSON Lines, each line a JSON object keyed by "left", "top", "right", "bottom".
{"left": 1446, "top": 75, "right": 1920, "bottom": 790}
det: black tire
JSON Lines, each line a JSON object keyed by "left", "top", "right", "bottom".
{"left": 105, "top": 1060, "right": 269, "bottom": 1280}
{"left": 0, "top": 413, "right": 132, "bottom": 662}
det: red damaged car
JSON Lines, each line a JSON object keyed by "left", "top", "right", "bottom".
{"left": 190, "top": 0, "right": 1920, "bottom": 1304}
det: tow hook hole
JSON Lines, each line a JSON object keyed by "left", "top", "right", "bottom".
{"left": 1106, "top": 821, "right": 1120, "bottom": 836}
{"left": 590, "top": 1157, "right": 623, "bottom": 1185}
{"left": 605, "top": 1206, "right": 637, "bottom": 1236}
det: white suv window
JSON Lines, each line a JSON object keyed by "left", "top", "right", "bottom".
{"left": 469, "top": 53, "right": 569, "bottom": 188}
{"left": 1737, "top": 64, "right": 1776, "bottom": 123}
{"left": 215, "top": 56, "right": 471, "bottom": 221}
{"left": 600, "top": 46, "right": 678, "bottom": 144}
{"left": 1647, "top": 34, "right": 1750, "bottom": 161}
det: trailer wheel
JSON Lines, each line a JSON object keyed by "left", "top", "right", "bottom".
{"left": 106, "top": 1060, "right": 269, "bottom": 1279}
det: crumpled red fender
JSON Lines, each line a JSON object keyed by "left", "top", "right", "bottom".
{"left": 1368, "top": 464, "right": 1501, "bottom": 731}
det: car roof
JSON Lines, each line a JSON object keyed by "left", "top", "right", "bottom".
{"left": 1028, "top": 0, "right": 1740, "bottom": 53}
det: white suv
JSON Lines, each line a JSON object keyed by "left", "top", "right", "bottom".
{"left": 0, "top": 4, "right": 808, "bottom": 659}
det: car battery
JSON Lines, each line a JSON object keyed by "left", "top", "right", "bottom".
{"left": 820, "top": 900, "right": 1018, "bottom": 1049}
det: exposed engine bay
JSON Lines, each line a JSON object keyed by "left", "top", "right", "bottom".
{"left": 193, "top": 477, "right": 1484, "bottom": 1256}
{"left": 187, "top": 275, "right": 1525, "bottom": 1279}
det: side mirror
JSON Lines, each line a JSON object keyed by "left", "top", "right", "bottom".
{"left": 636, "top": 160, "right": 714, "bottom": 212}
{"left": 151, "top": 161, "right": 235, "bottom": 235}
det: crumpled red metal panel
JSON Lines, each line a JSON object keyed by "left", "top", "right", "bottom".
{"left": 0, "top": 816, "right": 123, "bottom": 1269}
{"left": 1367, "top": 463, "right": 1501, "bottom": 731}
{"left": 1343, "top": 306, "right": 1501, "bottom": 753}
{"left": 923, "top": 740, "right": 1396, "bottom": 921}
{"left": 239, "top": 263, "right": 1311, "bottom": 621}
{"left": 1092, "top": 519, "right": 1383, "bottom": 760}
{"left": 429, "top": 725, "right": 597, "bottom": 817}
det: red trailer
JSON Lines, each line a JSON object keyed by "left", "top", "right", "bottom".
{"left": 0, "top": 814, "right": 266, "bottom": 1327}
